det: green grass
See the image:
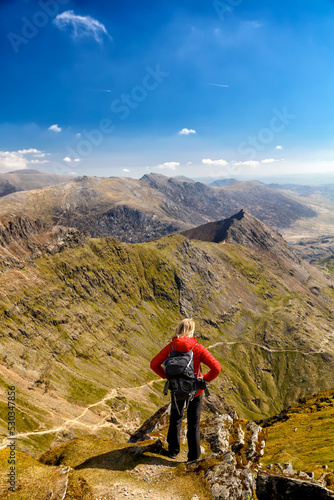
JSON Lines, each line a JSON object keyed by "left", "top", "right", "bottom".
{"left": 1, "top": 234, "right": 334, "bottom": 453}
{"left": 261, "top": 389, "right": 334, "bottom": 477}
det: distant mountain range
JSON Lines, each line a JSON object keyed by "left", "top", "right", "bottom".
{"left": 0, "top": 169, "right": 72, "bottom": 197}
{"left": 0, "top": 172, "right": 316, "bottom": 243}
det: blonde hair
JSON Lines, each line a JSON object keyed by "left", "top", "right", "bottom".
{"left": 174, "top": 318, "right": 195, "bottom": 338}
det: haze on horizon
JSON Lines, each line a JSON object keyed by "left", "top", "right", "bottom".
{"left": 1, "top": 0, "right": 334, "bottom": 181}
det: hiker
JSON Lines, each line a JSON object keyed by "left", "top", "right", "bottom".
{"left": 150, "top": 318, "right": 221, "bottom": 462}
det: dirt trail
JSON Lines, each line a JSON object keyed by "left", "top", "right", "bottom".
{"left": 1, "top": 336, "right": 332, "bottom": 450}
{"left": 208, "top": 339, "right": 334, "bottom": 356}
{"left": 0, "top": 380, "right": 158, "bottom": 449}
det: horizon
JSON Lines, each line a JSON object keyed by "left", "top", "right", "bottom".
{"left": 1, "top": 0, "right": 334, "bottom": 179}
{"left": 5, "top": 167, "right": 334, "bottom": 187}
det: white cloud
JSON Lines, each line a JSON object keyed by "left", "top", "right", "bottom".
{"left": 155, "top": 162, "right": 180, "bottom": 170}
{"left": 63, "top": 157, "right": 80, "bottom": 163}
{"left": 187, "top": 162, "right": 192, "bottom": 165}
{"left": 275, "top": 145, "right": 283, "bottom": 150}
{"left": 261, "top": 159, "right": 276, "bottom": 163}
{"left": 33, "top": 152, "right": 46, "bottom": 158}
{"left": 178, "top": 128, "right": 196, "bottom": 135}
{"left": 53, "top": 10, "right": 110, "bottom": 44}
{"left": 202, "top": 158, "right": 228, "bottom": 167}
{"left": 0, "top": 149, "right": 47, "bottom": 173}
{"left": 17, "top": 148, "right": 42, "bottom": 154}
{"left": 233, "top": 160, "right": 260, "bottom": 167}
{"left": 49, "top": 124, "right": 62, "bottom": 133}
{"left": 28, "top": 159, "right": 50, "bottom": 164}
{"left": 122, "top": 169, "right": 130, "bottom": 172}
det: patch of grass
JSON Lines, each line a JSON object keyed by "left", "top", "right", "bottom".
{"left": 261, "top": 389, "right": 334, "bottom": 476}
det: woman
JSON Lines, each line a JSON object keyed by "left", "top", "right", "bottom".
{"left": 150, "top": 318, "right": 221, "bottom": 462}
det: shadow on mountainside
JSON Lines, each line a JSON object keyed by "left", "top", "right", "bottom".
{"left": 75, "top": 443, "right": 182, "bottom": 472}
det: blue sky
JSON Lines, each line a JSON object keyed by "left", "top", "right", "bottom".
{"left": 1, "top": 0, "right": 334, "bottom": 180}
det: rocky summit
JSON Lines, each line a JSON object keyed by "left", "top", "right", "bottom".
{"left": 0, "top": 208, "right": 333, "bottom": 498}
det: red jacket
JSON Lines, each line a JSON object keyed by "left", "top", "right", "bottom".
{"left": 150, "top": 337, "right": 221, "bottom": 397}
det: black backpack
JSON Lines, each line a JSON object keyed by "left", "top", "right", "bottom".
{"left": 163, "top": 343, "right": 199, "bottom": 405}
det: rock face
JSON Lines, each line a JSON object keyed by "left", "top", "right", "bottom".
{"left": 257, "top": 468, "right": 334, "bottom": 499}
{"left": 197, "top": 414, "right": 267, "bottom": 500}
{"left": 193, "top": 415, "right": 334, "bottom": 500}
{"left": 0, "top": 215, "right": 86, "bottom": 271}
{"left": 181, "top": 208, "right": 300, "bottom": 263}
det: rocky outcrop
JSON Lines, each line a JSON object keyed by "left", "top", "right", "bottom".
{"left": 257, "top": 465, "right": 334, "bottom": 499}
{"left": 128, "top": 404, "right": 170, "bottom": 443}
{"left": 181, "top": 209, "right": 301, "bottom": 263}
{"left": 194, "top": 414, "right": 266, "bottom": 499}
{"left": 0, "top": 215, "right": 86, "bottom": 271}
{"left": 95, "top": 205, "right": 183, "bottom": 241}
{"left": 191, "top": 414, "right": 334, "bottom": 500}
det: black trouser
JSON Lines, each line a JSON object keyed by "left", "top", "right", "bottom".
{"left": 167, "top": 393, "right": 203, "bottom": 461}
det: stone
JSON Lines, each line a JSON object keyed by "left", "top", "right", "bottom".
{"left": 257, "top": 473, "right": 334, "bottom": 499}
{"left": 206, "top": 463, "right": 256, "bottom": 500}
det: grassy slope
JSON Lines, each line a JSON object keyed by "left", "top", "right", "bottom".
{"left": 0, "top": 235, "right": 333, "bottom": 454}
{"left": 261, "top": 389, "right": 334, "bottom": 478}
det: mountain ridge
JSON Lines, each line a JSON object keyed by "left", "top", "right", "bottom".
{"left": 0, "top": 210, "right": 333, "bottom": 460}
{"left": 0, "top": 174, "right": 317, "bottom": 243}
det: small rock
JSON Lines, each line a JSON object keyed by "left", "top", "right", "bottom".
{"left": 282, "top": 462, "right": 295, "bottom": 475}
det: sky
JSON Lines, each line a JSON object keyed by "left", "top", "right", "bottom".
{"left": 1, "top": 0, "right": 334, "bottom": 181}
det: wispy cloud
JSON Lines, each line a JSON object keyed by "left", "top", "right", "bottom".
{"left": 53, "top": 10, "right": 111, "bottom": 44}
{"left": 122, "top": 168, "right": 130, "bottom": 172}
{"left": 202, "top": 158, "right": 228, "bottom": 167}
{"left": 208, "top": 83, "right": 229, "bottom": 88}
{"left": 178, "top": 128, "right": 196, "bottom": 135}
{"left": 49, "top": 124, "right": 62, "bottom": 133}
{"left": 0, "top": 149, "right": 48, "bottom": 173}
{"left": 275, "top": 145, "right": 283, "bottom": 150}
{"left": 155, "top": 162, "right": 180, "bottom": 170}
{"left": 88, "top": 89, "right": 112, "bottom": 93}
{"left": 261, "top": 158, "right": 276, "bottom": 163}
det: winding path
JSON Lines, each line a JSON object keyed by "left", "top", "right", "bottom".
{"left": 1, "top": 338, "right": 332, "bottom": 450}
{"left": 0, "top": 381, "right": 158, "bottom": 450}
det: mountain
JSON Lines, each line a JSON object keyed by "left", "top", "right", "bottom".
{"left": 0, "top": 210, "right": 333, "bottom": 463}
{"left": 173, "top": 175, "right": 196, "bottom": 182}
{"left": 209, "top": 178, "right": 239, "bottom": 187}
{"left": 0, "top": 169, "right": 72, "bottom": 198}
{"left": 0, "top": 174, "right": 316, "bottom": 243}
